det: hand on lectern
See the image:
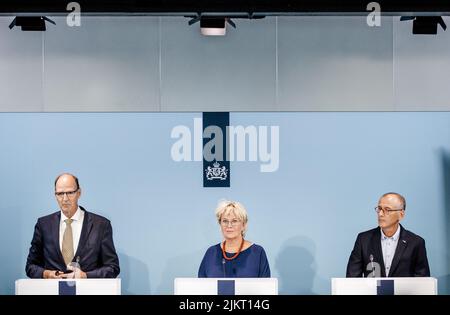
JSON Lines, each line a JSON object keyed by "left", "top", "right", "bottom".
{"left": 60, "top": 263, "right": 87, "bottom": 279}
{"left": 43, "top": 270, "right": 64, "bottom": 279}
{"left": 59, "top": 270, "right": 87, "bottom": 279}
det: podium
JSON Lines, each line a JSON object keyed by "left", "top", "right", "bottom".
{"left": 174, "top": 278, "right": 278, "bottom": 295}
{"left": 332, "top": 277, "right": 437, "bottom": 295}
{"left": 15, "top": 279, "right": 121, "bottom": 295}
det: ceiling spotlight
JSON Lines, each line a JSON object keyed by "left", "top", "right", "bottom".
{"left": 201, "top": 18, "right": 227, "bottom": 36}
{"left": 188, "top": 16, "right": 236, "bottom": 36}
{"left": 400, "top": 16, "right": 447, "bottom": 35}
{"left": 9, "top": 16, "right": 56, "bottom": 31}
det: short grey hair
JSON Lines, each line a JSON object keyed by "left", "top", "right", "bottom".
{"left": 380, "top": 192, "right": 406, "bottom": 210}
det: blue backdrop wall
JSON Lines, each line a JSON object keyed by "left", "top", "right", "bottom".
{"left": 0, "top": 112, "right": 449, "bottom": 294}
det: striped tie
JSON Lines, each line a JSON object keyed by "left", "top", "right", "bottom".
{"left": 62, "top": 219, "right": 74, "bottom": 266}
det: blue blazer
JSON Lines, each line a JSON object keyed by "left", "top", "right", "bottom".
{"left": 198, "top": 243, "right": 271, "bottom": 278}
{"left": 26, "top": 206, "right": 120, "bottom": 278}
{"left": 346, "top": 225, "right": 430, "bottom": 277}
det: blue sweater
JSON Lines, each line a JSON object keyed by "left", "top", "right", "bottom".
{"left": 198, "top": 243, "right": 271, "bottom": 278}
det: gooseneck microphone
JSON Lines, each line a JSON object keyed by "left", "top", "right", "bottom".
{"left": 369, "top": 254, "right": 375, "bottom": 277}
{"left": 222, "top": 258, "right": 226, "bottom": 278}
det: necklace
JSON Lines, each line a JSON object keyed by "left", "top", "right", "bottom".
{"left": 222, "top": 238, "right": 245, "bottom": 261}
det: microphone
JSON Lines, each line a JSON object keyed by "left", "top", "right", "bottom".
{"left": 222, "top": 258, "right": 226, "bottom": 278}
{"left": 369, "top": 254, "right": 375, "bottom": 277}
{"left": 73, "top": 256, "right": 81, "bottom": 278}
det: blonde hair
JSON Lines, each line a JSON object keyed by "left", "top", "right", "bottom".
{"left": 215, "top": 200, "right": 248, "bottom": 236}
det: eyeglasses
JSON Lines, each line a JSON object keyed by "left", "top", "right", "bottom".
{"left": 374, "top": 206, "right": 404, "bottom": 215}
{"left": 220, "top": 219, "right": 241, "bottom": 227}
{"left": 55, "top": 189, "right": 79, "bottom": 198}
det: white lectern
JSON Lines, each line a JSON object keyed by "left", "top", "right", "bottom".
{"left": 174, "top": 278, "right": 278, "bottom": 295}
{"left": 15, "top": 279, "right": 121, "bottom": 295}
{"left": 332, "top": 277, "right": 437, "bottom": 295}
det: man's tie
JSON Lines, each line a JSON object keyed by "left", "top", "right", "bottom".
{"left": 62, "top": 219, "right": 74, "bottom": 266}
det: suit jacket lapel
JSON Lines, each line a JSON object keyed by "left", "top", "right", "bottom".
{"left": 74, "top": 207, "right": 93, "bottom": 260}
{"left": 371, "top": 228, "right": 386, "bottom": 277}
{"left": 388, "top": 225, "right": 408, "bottom": 277}
{"left": 52, "top": 212, "right": 66, "bottom": 267}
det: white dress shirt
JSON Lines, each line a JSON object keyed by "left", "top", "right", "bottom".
{"left": 59, "top": 207, "right": 85, "bottom": 256}
{"left": 381, "top": 225, "right": 401, "bottom": 276}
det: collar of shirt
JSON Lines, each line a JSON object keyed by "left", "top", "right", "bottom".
{"left": 60, "top": 207, "right": 83, "bottom": 223}
{"left": 380, "top": 225, "right": 401, "bottom": 241}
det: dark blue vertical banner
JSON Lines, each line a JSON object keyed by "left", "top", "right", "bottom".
{"left": 377, "top": 280, "right": 394, "bottom": 295}
{"left": 218, "top": 280, "right": 235, "bottom": 295}
{"left": 59, "top": 281, "right": 76, "bottom": 295}
{"left": 203, "top": 112, "right": 230, "bottom": 187}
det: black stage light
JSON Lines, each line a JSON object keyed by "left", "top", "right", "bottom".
{"left": 401, "top": 16, "right": 447, "bottom": 35}
{"left": 9, "top": 16, "right": 56, "bottom": 31}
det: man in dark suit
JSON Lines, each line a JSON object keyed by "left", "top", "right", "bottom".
{"left": 26, "top": 173, "right": 120, "bottom": 279}
{"left": 346, "top": 192, "right": 430, "bottom": 277}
